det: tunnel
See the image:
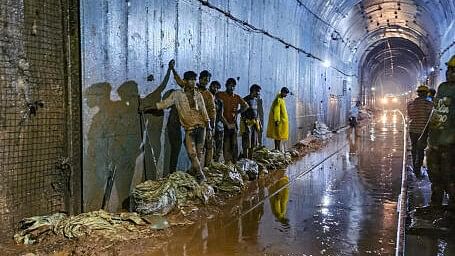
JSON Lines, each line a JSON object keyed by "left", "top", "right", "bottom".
{"left": 1, "top": 0, "right": 455, "bottom": 254}
{"left": 78, "top": 0, "right": 455, "bottom": 211}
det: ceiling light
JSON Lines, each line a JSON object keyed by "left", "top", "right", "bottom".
{"left": 322, "top": 60, "right": 331, "bottom": 68}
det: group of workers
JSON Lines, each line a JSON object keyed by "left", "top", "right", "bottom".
{"left": 142, "top": 60, "right": 290, "bottom": 183}
{"left": 407, "top": 55, "right": 455, "bottom": 217}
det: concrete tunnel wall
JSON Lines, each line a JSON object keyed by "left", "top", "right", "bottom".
{"left": 437, "top": 24, "right": 455, "bottom": 84}
{"left": 80, "top": 0, "right": 357, "bottom": 211}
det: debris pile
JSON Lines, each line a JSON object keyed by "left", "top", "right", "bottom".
{"left": 236, "top": 159, "right": 259, "bottom": 180}
{"left": 14, "top": 211, "right": 147, "bottom": 245}
{"left": 312, "top": 121, "right": 332, "bottom": 140}
{"left": 252, "top": 146, "right": 292, "bottom": 170}
{"left": 205, "top": 162, "right": 245, "bottom": 193}
{"left": 14, "top": 127, "right": 335, "bottom": 247}
{"left": 132, "top": 171, "right": 214, "bottom": 215}
{"left": 290, "top": 135, "right": 325, "bottom": 158}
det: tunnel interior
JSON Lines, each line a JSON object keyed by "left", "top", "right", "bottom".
{"left": 78, "top": 0, "right": 455, "bottom": 211}
{"left": 1, "top": 0, "right": 455, "bottom": 232}
{"left": 361, "top": 37, "right": 429, "bottom": 97}
{"left": 76, "top": 0, "right": 455, "bottom": 212}
{"left": 330, "top": 0, "right": 454, "bottom": 102}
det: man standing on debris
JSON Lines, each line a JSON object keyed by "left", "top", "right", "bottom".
{"left": 257, "top": 95, "right": 264, "bottom": 145}
{"left": 197, "top": 71, "right": 216, "bottom": 167}
{"left": 217, "top": 78, "right": 249, "bottom": 163}
{"left": 407, "top": 85, "right": 433, "bottom": 178}
{"left": 209, "top": 81, "right": 226, "bottom": 162}
{"left": 267, "top": 87, "right": 290, "bottom": 151}
{"left": 425, "top": 55, "right": 455, "bottom": 214}
{"left": 240, "top": 84, "right": 262, "bottom": 158}
{"left": 172, "top": 70, "right": 216, "bottom": 167}
{"left": 142, "top": 71, "right": 210, "bottom": 183}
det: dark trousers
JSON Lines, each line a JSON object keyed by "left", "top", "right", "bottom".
{"left": 223, "top": 127, "right": 238, "bottom": 163}
{"left": 204, "top": 130, "right": 213, "bottom": 167}
{"left": 427, "top": 145, "right": 455, "bottom": 209}
{"left": 214, "top": 129, "right": 224, "bottom": 162}
{"left": 184, "top": 127, "right": 206, "bottom": 177}
{"left": 241, "top": 123, "right": 258, "bottom": 158}
{"left": 168, "top": 125, "right": 182, "bottom": 172}
{"left": 409, "top": 132, "right": 427, "bottom": 172}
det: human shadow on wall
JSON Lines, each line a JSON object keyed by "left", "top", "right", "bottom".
{"left": 162, "top": 88, "right": 183, "bottom": 176}
{"left": 85, "top": 81, "right": 144, "bottom": 212}
{"left": 85, "top": 82, "right": 117, "bottom": 211}
{"left": 140, "top": 74, "right": 169, "bottom": 180}
{"left": 85, "top": 69, "right": 176, "bottom": 211}
{"left": 114, "top": 81, "right": 142, "bottom": 210}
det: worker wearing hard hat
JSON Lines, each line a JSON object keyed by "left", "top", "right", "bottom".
{"left": 424, "top": 55, "right": 455, "bottom": 217}
{"left": 407, "top": 85, "right": 433, "bottom": 178}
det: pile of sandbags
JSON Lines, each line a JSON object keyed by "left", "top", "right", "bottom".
{"left": 252, "top": 146, "right": 292, "bottom": 170}
{"left": 132, "top": 171, "right": 214, "bottom": 215}
{"left": 14, "top": 211, "right": 147, "bottom": 245}
{"left": 236, "top": 159, "right": 259, "bottom": 180}
{"left": 205, "top": 162, "right": 245, "bottom": 193}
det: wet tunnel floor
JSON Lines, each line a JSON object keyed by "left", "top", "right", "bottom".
{"left": 148, "top": 118, "right": 404, "bottom": 256}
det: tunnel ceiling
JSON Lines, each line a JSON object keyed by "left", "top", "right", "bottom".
{"left": 363, "top": 38, "right": 426, "bottom": 94}
{"left": 306, "top": 0, "right": 455, "bottom": 93}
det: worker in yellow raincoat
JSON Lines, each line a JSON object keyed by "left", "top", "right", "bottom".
{"left": 266, "top": 87, "right": 290, "bottom": 151}
{"left": 269, "top": 175, "right": 289, "bottom": 224}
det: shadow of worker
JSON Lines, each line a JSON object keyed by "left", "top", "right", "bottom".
{"left": 162, "top": 89, "right": 183, "bottom": 176}
{"left": 269, "top": 176, "right": 290, "bottom": 225}
{"left": 84, "top": 82, "right": 116, "bottom": 211}
{"left": 140, "top": 74, "right": 170, "bottom": 180}
{"left": 113, "top": 81, "right": 142, "bottom": 210}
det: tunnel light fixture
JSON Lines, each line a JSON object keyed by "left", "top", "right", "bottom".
{"left": 371, "top": 87, "right": 376, "bottom": 91}
{"left": 430, "top": 67, "right": 435, "bottom": 72}
{"left": 322, "top": 60, "right": 331, "bottom": 68}
{"left": 382, "top": 113, "right": 388, "bottom": 123}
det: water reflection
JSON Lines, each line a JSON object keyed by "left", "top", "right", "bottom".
{"left": 269, "top": 176, "right": 289, "bottom": 224}
{"left": 151, "top": 120, "right": 405, "bottom": 256}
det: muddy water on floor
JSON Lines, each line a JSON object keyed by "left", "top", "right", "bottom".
{"left": 147, "top": 119, "right": 404, "bottom": 256}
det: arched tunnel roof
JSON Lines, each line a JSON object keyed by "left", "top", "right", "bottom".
{"left": 302, "top": 0, "right": 455, "bottom": 93}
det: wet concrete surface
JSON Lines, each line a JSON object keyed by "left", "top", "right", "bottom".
{"left": 143, "top": 116, "right": 405, "bottom": 256}
{"left": 406, "top": 162, "right": 455, "bottom": 255}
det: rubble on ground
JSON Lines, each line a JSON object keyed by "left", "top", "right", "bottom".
{"left": 132, "top": 171, "right": 214, "bottom": 215}
{"left": 236, "top": 159, "right": 259, "bottom": 180}
{"left": 205, "top": 162, "right": 245, "bottom": 193}
{"left": 14, "top": 131, "right": 334, "bottom": 247}
{"left": 290, "top": 135, "right": 325, "bottom": 158}
{"left": 14, "top": 211, "right": 147, "bottom": 245}
{"left": 252, "top": 146, "right": 292, "bottom": 170}
{"left": 312, "top": 121, "right": 332, "bottom": 140}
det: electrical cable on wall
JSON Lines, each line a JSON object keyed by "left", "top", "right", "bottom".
{"left": 440, "top": 40, "right": 455, "bottom": 57}
{"left": 294, "top": 0, "right": 352, "bottom": 50}
{"left": 197, "top": 0, "right": 357, "bottom": 77}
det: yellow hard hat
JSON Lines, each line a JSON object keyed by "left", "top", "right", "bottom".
{"left": 447, "top": 55, "right": 455, "bottom": 68}
{"left": 416, "top": 85, "right": 429, "bottom": 92}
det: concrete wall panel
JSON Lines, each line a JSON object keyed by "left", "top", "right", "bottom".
{"left": 81, "top": 0, "right": 356, "bottom": 211}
